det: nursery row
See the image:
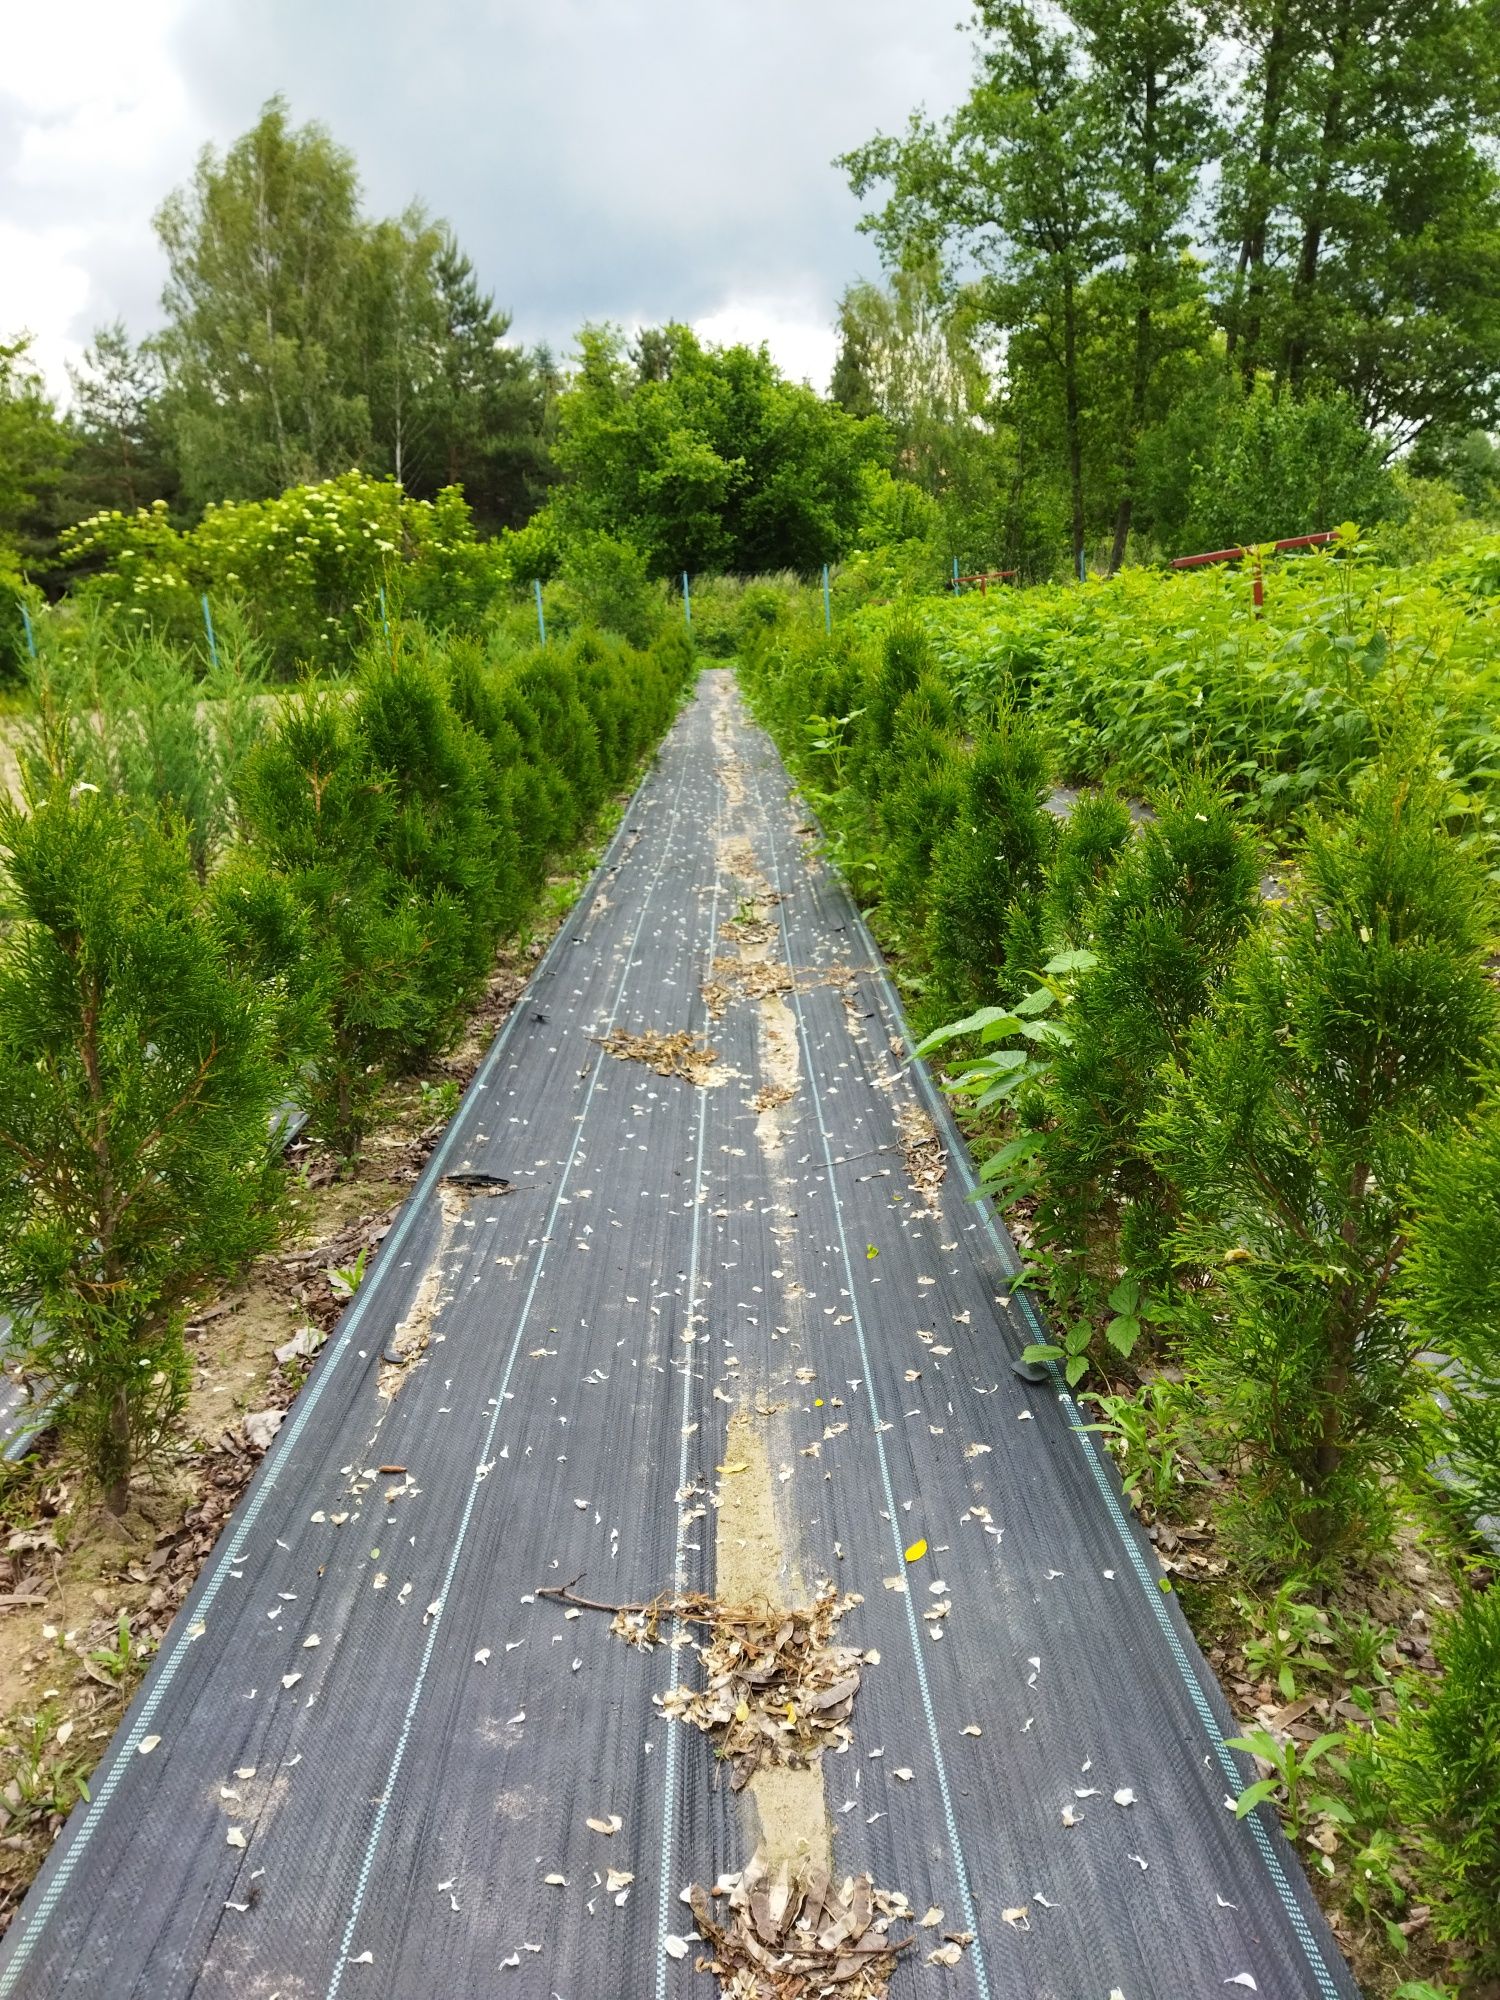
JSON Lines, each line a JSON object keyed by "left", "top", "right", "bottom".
{"left": 0, "top": 618, "right": 695, "bottom": 1513}
{"left": 738, "top": 587, "right": 1500, "bottom": 1994}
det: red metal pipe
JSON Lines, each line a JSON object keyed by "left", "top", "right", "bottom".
{"left": 1169, "top": 530, "right": 1338, "bottom": 571}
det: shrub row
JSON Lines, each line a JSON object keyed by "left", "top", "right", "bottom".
{"left": 0, "top": 619, "right": 695, "bottom": 1511}
{"left": 738, "top": 601, "right": 1500, "bottom": 1987}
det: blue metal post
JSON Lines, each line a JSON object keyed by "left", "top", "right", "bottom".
{"left": 201, "top": 594, "right": 219, "bottom": 669}
{"left": 682, "top": 571, "right": 692, "bottom": 628}
{"left": 18, "top": 603, "right": 37, "bottom": 660}
{"left": 952, "top": 556, "right": 960, "bottom": 592}
{"left": 1077, "top": 549, "right": 1087, "bottom": 584}
{"left": 822, "top": 563, "right": 831, "bottom": 633}
{"left": 534, "top": 578, "right": 547, "bottom": 646}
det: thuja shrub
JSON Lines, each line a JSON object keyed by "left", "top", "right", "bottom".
{"left": 925, "top": 719, "right": 1054, "bottom": 1011}
{"left": 350, "top": 642, "right": 500, "bottom": 1039}
{"left": 0, "top": 790, "right": 283, "bottom": 1511}
{"left": 1037, "top": 792, "right": 1134, "bottom": 949}
{"left": 18, "top": 612, "right": 270, "bottom": 881}
{"left": 1035, "top": 784, "right": 1261, "bottom": 1313}
{"left": 874, "top": 679, "right": 966, "bottom": 939}
{"left": 1381, "top": 1584, "right": 1500, "bottom": 1979}
{"left": 1402, "top": 1106, "right": 1500, "bottom": 1526}
{"left": 234, "top": 688, "right": 467, "bottom": 1155}
{"left": 1146, "top": 760, "right": 1499, "bottom": 1575}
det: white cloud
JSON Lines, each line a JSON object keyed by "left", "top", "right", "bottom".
{"left": 1, "top": 0, "right": 972, "bottom": 404}
{"left": 0, "top": 0, "right": 198, "bottom": 399}
{"left": 693, "top": 299, "right": 839, "bottom": 393}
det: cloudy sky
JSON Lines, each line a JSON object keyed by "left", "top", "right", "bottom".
{"left": 1, "top": 0, "right": 977, "bottom": 404}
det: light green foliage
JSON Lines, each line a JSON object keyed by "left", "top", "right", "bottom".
{"left": 17, "top": 608, "right": 270, "bottom": 879}
{"left": 61, "top": 472, "right": 511, "bottom": 674}
{"left": 1225, "top": 1727, "right": 1349, "bottom": 1842}
{"left": 1145, "top": 759, "right": 1499, "bottom": 1573}
{"left": 0, "top": 791, "right": 283, "bottom": 1510}
{"left": 916, "top": 538, "right": 1500, "bottom": 830}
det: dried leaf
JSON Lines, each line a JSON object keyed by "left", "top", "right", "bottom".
{"left": 226, "top": 1827, "right": 247, "bottom": 1849}
{"left": 1114, "top": 1788, "right": 1136, "bottom": 1807}
{"left": 1224, "top": 1980, "right": 1258, "bottom": 1992}
{"left": 137, "top": 1736, "right": 160, "bottom": 1756}
{"left": 663, "top": 1935, "right": 690, "bottom": 1960}
{"left": 960, "top": 1725, "right": 982, "bottom": 1738}
{"left": 1001, "top": 1907, "right": 1030, "bottom": 1930}
{"left": 919, "top": 1907, "right": 944, "bottom": 1928}
{"left": 544, "top": 1873, "right": 567, "bottom": 1887}
{"left": 928, "top": 1942, "right": 963, "bottom": 1966}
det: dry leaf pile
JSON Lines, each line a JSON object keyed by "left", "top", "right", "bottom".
{"left": 750, "top": 1083, "right": 796, "bottom": 1114}
{"left": 895, "top": 1103, "right": 947, "bottom": 1209}
{"left": 689, "top": 1854, "right": 913, "bottom": 1998}
{"left": 552, "top": 1581, "right": 863, "bottom": 1789}
{"left": 595, "top": 1026, "right": 720, "bottom": 1085}
{"left": 712, "top": 954, "right": 794, "bottom": 1000}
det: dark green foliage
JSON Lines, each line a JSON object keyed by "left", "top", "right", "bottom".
{"left": 1146, "top": 760, "right": 1499, "bottom": 1573}
{"left": 1040, "top": 791, "right": 1134, "bottom": 945}
{"left": 546, "top": 323, "right": 882, "bottom": 577}
{"left": 926, "top": 721, "right": 1054, "bottom": 1008}
{"left": 1037, "top": 785, "right": 1261, "bottom": 1308}
{"left": 234, "top": 687, "right": 467, "bottom": 1154}
{"left": 507, "top": 655, "right": 604, "bottom": 846}
{"left": 1381, "top": 1585, "right": 1500, "bottom": 1977}
{"left": 1402, "top": 1107, "right": 1500, "bottom": 1527}
{"left": 351, "top": 644, "right": 500, "bottom": 1027}
{"left": 0, "top": 791, "right": 282, "bottom": 1511}
{"left": 876, "top": 681, "right": 965, "bottom": 933}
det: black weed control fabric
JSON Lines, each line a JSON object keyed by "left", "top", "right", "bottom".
{"left": 0, "top": 672, "right": 1360, "bottom": 2000}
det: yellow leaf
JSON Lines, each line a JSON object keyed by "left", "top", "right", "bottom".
{"left": 734, "top": 1699, "right": 750, "bottom": 1722}
{"left": 785, "top": 1702, "right": 797, "bottom": 1723}
{"left": 719, "top": 1461, "right": 748, "bottom": 1476}
{"left": 904, "top": 1538, "right": 928, "bottom": 1563}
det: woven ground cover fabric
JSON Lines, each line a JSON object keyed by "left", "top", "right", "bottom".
{"left": 0, "top": 670, "right": 1359, "bottom": 2000}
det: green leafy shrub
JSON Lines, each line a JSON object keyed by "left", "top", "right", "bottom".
{"left": 0, "top": 790, "right": 283, "bottom": 1510}
{"left": 59, "top": 471, "right": 511, "bottom": 674}
{"left": 1146, "top": 759, "right": 1499, "bottom": 1574}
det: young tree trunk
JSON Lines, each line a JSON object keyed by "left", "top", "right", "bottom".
{"left": 1229, "top": 0, "right": 1294, "bottom": 387}
{"left": 1062, "top": 275, "right": 1086, "bottom": 578}
{"left": 105, "top": 1383, "right": 132, "bottom": 1517}
{"left": 1281, "top": 3, "right": 1352, "bottom": 393}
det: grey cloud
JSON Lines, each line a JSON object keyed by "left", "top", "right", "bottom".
{"left": 152, "top": 0, "right": 976, "bottom": 361}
